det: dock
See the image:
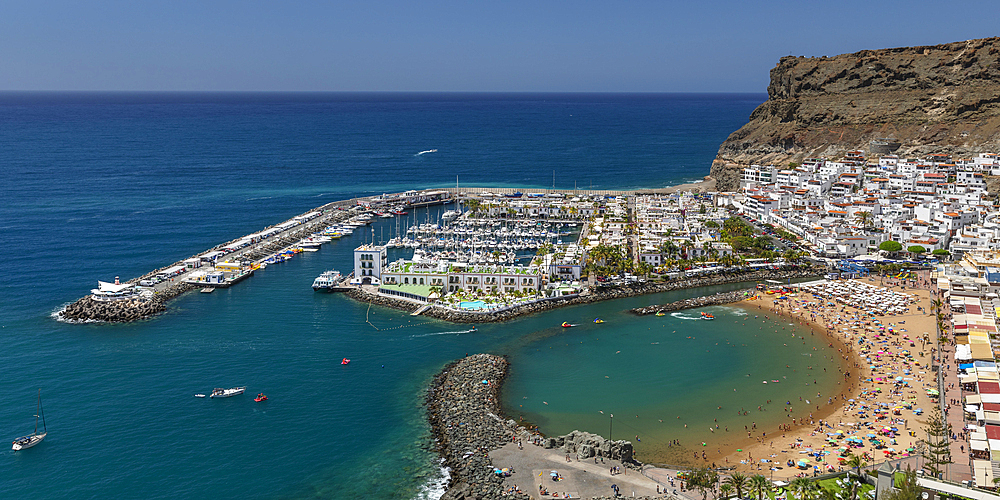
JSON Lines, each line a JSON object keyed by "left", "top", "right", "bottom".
{"left": 60, "top": 185, "right": 692, "bottom": 323}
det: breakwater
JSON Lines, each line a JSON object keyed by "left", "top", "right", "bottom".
{"left": 629, "top": 288, "right": 756, "bottom": 316}
{"left": 350, "top": 267, "right": 822, "bottom": 323}
{"left": 426, "top": 354, "right": 529, "bottom": 500}
{"left": 57, "top": 191, "right": 393, "bottom": 323}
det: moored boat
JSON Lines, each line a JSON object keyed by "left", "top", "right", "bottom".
{"left": 254, "top": 393, "right": 268, "bottom": 402}
{"left": 312, "top": 270, "right": 346, "bottom": 292}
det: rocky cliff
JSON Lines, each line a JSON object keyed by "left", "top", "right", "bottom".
{"left": 711, "top": 37, "right": 1000, "bottom": 191}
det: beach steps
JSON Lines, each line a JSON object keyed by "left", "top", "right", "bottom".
{"left": 411, "top": 304, "right": 432, "bottom": 316}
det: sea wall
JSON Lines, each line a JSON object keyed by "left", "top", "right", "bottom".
{"left": 427, "top": 354, "right": 647, "bottom": 500}
{"left": 630, "top": 288, "right": 755, "bottom": 315}
{"left": 351, "top": 267, "right": 822, "bottom": 323}
{"left": 60, "top": 206, "right": 355, "bottom": 323}
{"left": 427, "top": 354, "right": 530, "bottom": 500}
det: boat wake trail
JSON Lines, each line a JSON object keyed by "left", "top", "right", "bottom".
{"left": 670, "top": 312, "right": 701, "bottom": 321}
{"left": 410, "top": 328, "right": 477, "bottom": 338}
{"left": 415, "top": 149, "right": 438, "bottom": 156}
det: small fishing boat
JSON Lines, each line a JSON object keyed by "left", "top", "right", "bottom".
{"left": 12, "top": 390, "right": 46, "bottom": 451}
{"left": 209, "top": 387, "right": 246, "bottom": 398}
{"left": 341, "top": 358, "right": 351, "bottom": 365}
{"left": 254, "top": 393, "right": 268, "bottom": 402}
{"left": 194, "top": 394, "right": 206, "bottom": 398}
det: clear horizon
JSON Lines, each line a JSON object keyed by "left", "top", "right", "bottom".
{"left": 2, "top": 0, "right": 999, "bottom": 92}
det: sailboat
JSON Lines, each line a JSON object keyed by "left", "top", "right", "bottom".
{"left": 12, "top": 389, "right": 47, "bottom": 451}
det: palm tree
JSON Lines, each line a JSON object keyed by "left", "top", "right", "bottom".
{"left": 720, "top": 484, "right": 734, "bottom": 499}
{"left": 853, "top": 211, "right": 874, "bottom": 233}
{"left": 748, "top": 474, "right": 771, "bottom": 500}
{"left": 790, "top": 477, "right": 817, "bottom": 500}
{"left": 845, "top": 453, "right": 867, "bottom": 477}
{"left": 724, "top": 472, "right": 749, "bottom": 499}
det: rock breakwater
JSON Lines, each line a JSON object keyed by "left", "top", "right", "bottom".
{"left": 59, "top": 295, "right": 169, "bottom": 323}
{"left": 351, "top": 267, "right": 821, "bottom": 323}
{"left": 630, "top": 288, "right": 755, "bottom": 315}
{"left": 427, "top": 354, "right": 528, "bottom": 500}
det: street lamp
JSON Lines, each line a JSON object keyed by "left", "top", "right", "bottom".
{"left": 610, "top": 413, "right": 614, "bottom": 442}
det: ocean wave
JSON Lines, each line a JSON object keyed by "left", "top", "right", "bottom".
{"left": 413, "top": 460, "right": 449, "bottom": 500}
{"left": 669, "top": 312, "right": 701, "bottom": 321}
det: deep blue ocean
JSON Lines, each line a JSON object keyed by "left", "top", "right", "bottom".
{"left": 0, "top": 92, "right": 843, "bottom": 500}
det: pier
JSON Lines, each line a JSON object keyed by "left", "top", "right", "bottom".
{"left": 58, "top": 183, "right": 717, "bottom": 323}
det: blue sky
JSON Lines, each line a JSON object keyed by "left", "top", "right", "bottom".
{"left": 2, "top": 0, "right": 998, "bottom": 92}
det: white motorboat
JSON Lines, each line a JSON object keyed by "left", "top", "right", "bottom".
{"left": 209, "top": 387, "right": 246, "bottom": 398}
{"left": 312, "top": 270, "right": 346, "bottom": 292}
{"left": 12, "top": 389, "right": 46, "bottom": 451}
{"left": 194, "top": 394, "right": 206, "bottom": 398}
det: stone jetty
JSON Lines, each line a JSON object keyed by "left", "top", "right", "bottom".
{"left": 427, "top": 354, "right": 529, "bottom": 500}
{"left": 59, "top": 295, "right": 169, "bottom": 323}
{"left": 351, "top": 267, "right": 822, "bottom": 323}
{"left": 630, "top": 288, "right": 755, "bottom": 316}
{"left": 428, "top": 354, "right": 657, "bottom": 500}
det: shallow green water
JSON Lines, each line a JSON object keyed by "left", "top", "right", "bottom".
{"left": 501, "top": 298, "right": 843, "bottom": 466}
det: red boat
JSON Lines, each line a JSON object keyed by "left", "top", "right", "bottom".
{"left": 254, "top": 393, "right": 268, "bottom": 402}
{"left": 561, "top": 322, "right": 574, "bottom": 328}
{"left": 341, "top": 358, "right": 351, "bottom": 365}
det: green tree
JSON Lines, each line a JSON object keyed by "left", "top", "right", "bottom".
{"left": 720, "top": 484, "right": 734, "bottom": 499}
{"left": 687, "top": 467, "right": 719, "bottom": 500}
{"left": 879, "top": 241, "right": 903, "bottom": 253}
{"left": 853, "top": 211, "right": 874, "bottom": 232}
{"left": 705, "top": 220, "right": 720, "bottom": 229}
{"left": 920, "top": 407, "right": 952, "bottom": 478}
{"left": 931, "top": 249, "right": 949, "bottom": 257}
{"left": 748, "top": 474, "right": 771, "bottom": 500}
{"left": 844, "top": 452, "right": 867, "bottom": 478}
{"left": 723, "top": 472, "right": 748, "bottom": 499}
{"left": 790, "top": 477, "right": 818, "bottom": 500}
{"left": 907, "top": 245, "right": 927, "bottom": 256}
{"left": 882, "top": 467, "right": 923, "bottom": 500}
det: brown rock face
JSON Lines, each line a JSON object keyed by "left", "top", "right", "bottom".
{"left": 711, "top": 37, "right": 1000, "bottom": 191}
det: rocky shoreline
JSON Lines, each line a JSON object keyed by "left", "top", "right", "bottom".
{"left": 350, "top": 267, "right": 822, "bottom": 323}
{"left": 426, "top": 354, "right": 528, "bottom": 500}
{"left": 629, "top": 288, "right": 756, "bottom": 316}
{"left": 427, "top": 354, "right": 644, "bottom": 500}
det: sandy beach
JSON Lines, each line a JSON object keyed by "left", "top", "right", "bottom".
{"left": 714, "top": 275, "right": 938, "bottom": 479}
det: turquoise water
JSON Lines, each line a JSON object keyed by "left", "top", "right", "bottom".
{"left": 2, "top": 92, "right": 798, "bottom": 499}
{"left": 500, "top": 296, "right": 843, "bottom": 466}
{"left": 459, "top": 300, "right": 487, "bottom": 310}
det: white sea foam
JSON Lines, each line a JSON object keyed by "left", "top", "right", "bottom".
{"left": 410, "top": 328, "right": 477, "bottom": 338}
{"left": 50, "top": 303, "right": 104, "bottom": 324}
{"left": 670, "top": 312, "right": 701, "bottom": 321}
{"left": 413, "top": 460, "right": 450, "bottom": 500}
{"left": 714, "top": 306, "right": 747, "bottom": 316}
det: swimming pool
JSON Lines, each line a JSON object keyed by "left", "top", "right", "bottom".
{"left": 459, "top": 300, "right": 487, "bottom": 311}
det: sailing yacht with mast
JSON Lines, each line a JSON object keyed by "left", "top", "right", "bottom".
{"left": 12, "top": 389, "right": 47, "bottom": 451}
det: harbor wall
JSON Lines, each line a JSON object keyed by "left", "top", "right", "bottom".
{"left": 348, "top": 267, "right": 824, "bottom": 323}
{"left": 629, "top": 288, "right": 757, "bottom": 315}
{"left": 427, "top": 354, "right": 655, "bottom": 500}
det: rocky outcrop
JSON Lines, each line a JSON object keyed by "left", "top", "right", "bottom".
{"left": 712, "top": 37, "right": 1000, "bottom": 191}
{"left": 59, "top": 295, "right": 168, "bottom": 323}
{"left": 545, "top": 430, "right": 635, "bottom": 464}
{"left": 427, "top": 354, "right": 530, "bottom": 500}
{"left": 630, "top": 288, "right": 755, "bottom": 315}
